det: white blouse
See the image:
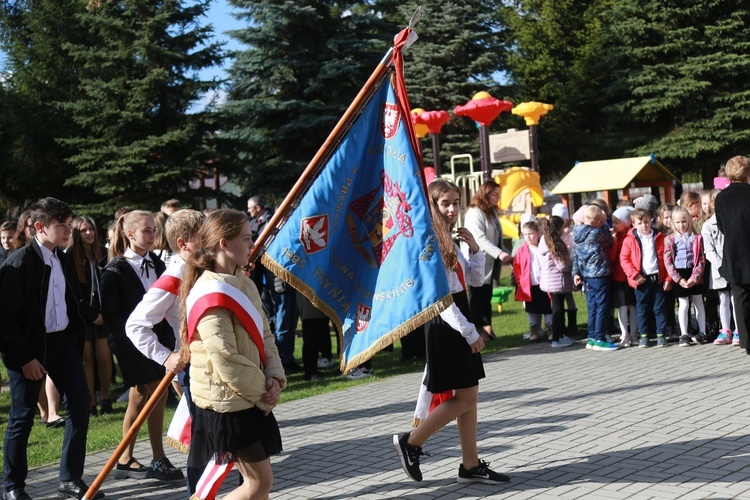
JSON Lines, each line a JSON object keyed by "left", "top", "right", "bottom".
{"left": 124, "top": 247, "right": 157, "bottom": 292}
{"left": 438, "top": 244, "right": 485, "bottom": 345}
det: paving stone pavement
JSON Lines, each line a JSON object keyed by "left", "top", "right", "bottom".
{"left": 14, "top": 338, "right": 750, "bottom": 499}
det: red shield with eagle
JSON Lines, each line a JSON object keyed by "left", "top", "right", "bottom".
{"left": 355, "top": 302, "right": 372, "bottom": 333}
{"left": 381, "top": 102, "right": 401, "bottom": 140}
{"left": 299, "top": 215, "right": 329, "bottom": 254}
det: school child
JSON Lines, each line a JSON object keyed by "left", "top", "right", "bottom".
{"left": 620, "top": 208, "right": 671, "bottom": 347}
{"left": 573, "top": 206, "right": 616, "bottom": 351}
{"left": 180, "top": 210, "right": 286, "bottom": 500}
{"left": 393, "top": 180, "right": 508, "bottom": 485}
{"left": 663, "top": 205, "right": 707, "bottom": 346}
{"left": 66, "top": 216, "right": 112, "bottom": 416}
{"left": 101, "top": 210, "right": 183, "bottom": 482}
{"left": 551, "top": 204, "right": 579, "bottom": 338}
{"left": 699, "top": 190, "right": 721, "bottom": 340}
{"left": 702, "top": 192, "right": 739, "bottom": 345}
{"left": 655, "top": 204, "right": 678, "bottom": 339}
{"left": 513, "top": 220, "right": 552, "bottom": 342}
{"left": 679, "top": 191, "right": 705, "bottom": 233}
{"left": 610, "top": 206, "right": 638, "bottom": 347}
{"left": 125, "top": 209, "right": 204, "bottom": 493}
{"left": 656, "top": 204, "right": 674, "bottom": 236}
{"left": 0, "top": 197, "right": 104, "bottom": 500}
{"left": 539, "top": 216, "right": 575, "bottom": 348}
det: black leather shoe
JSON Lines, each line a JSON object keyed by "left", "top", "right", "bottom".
{"left": 3, "top": 488, "right": 32, "bottom": 500}
{"left": 57, "top": 480, "right": 104, "bottom": 499}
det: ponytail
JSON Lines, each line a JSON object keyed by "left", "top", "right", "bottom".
{"left": 108, "top": 210, "right": 153, "bottom": 261}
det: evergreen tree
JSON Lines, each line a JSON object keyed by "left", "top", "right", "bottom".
{"left": 221, "top": 0, "right": 392, "bottom": 199}
{"left": 61, "top": 0, "right": 223, "bottom": 216}
{"left": 0, "top": 0, "right": 91, "bottom": 208}
{"left": 501, "top": 0, "right": 613, "bottom": 179}
{"left": 387, "top": 0, "right": 509, "bottom": 171}
{"left": 604, "top": 0, "right": 750, "bottom": 182}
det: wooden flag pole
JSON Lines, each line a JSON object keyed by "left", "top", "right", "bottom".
{"left": 250, "top": 7, "right": 422, "bottom": 261}
{"left": 83, "top": 371, "right": 175, "bottom": 500}
{"left": 248, "top": 47, "right": 393, "bottom": 265}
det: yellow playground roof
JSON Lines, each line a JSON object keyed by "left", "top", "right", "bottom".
{"left": 551, "top": 156, "right": 678, "bottom": 195}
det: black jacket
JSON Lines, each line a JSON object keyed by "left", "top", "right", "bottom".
{"left": 715, "top": 182, "right": 750, "bottom": 285}
{"left": 101, "top": 253, "right": 174, "bottom": 358}
{"left": 65, "top": 246, "right": 107, "bottom": 338}
{"left": 0, "top": 239, "right": 93, "bottom": 371}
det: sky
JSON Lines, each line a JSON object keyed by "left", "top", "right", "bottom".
{"left": 201, "top": 0, "right": 245, "bottom": 81}
{"left": 0, "top": 1, "right": 246, "bottom": 107}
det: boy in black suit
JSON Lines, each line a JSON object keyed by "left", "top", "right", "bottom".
{"left": 0, "top": 197, "right": 103, "bottom": 500}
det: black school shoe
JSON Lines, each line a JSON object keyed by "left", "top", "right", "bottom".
{"left": 392, "top": 432, "right": 426, "bottom": 481}
{"left": 113, "top": 458, "right": 149, "bottom": 479}
{"left": 145, "top": 457, "right": 184, "bottom": 481}
{"left": 457, "top": 460, "right": 510, "bottom": 485}
{"left": 57, "top": 479, "right": 104, "bottom": 499}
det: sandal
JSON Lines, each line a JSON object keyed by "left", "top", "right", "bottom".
{"left": 114, "top": 458, "right": 149, "bottom": 479}
{"left": 146, "top": 457, "right": 184, "bottom": 481}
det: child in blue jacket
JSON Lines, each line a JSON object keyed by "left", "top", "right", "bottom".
{"left": 573, "top": 205, "right": 616, "bottom": 351}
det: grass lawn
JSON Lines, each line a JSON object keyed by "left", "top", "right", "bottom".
{"left": 0, "top": 281, "right": 589, "bottom": 469}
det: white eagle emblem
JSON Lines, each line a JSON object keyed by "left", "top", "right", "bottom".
{"left": 382, "top": 103, "right": 401, "bottom": 139}
{"left": 300, "top": 215, "right": 329, "bottom": 254}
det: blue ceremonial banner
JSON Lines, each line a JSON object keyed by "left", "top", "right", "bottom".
{"left": 262, "top": 73, "right": 452, "bottom": 374}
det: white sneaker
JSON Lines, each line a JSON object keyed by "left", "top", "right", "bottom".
{"left": 317, "top": 358, "right": 335, "bottom": 369}
{"left": 344, "top": 367, "right": 374, "bottom": 380}
{"left": 550, "top": 336, "right": 575, "bottom": 348}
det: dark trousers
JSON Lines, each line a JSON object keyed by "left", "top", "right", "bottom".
{"left": 634, "top": 279, "right": 669, "bottom": 336}
{"left": 731, "top": 283, "right": 750, "bottom": 349}
{"left": 583, "top": 277, "right": 610, "bottom": 341}
{"left": 4, "top": 331, "right": 90, "bottom": 492}
{"left": 469, "top": 284, "right": 492, "bottom": 328}
{"left": 178, "top": 366, "right": 201, "bottom": 496}
{"left": 550, "top": 293, "right": 566, "bottom": 341}
{"left": 302, "top": 318, "right": 329, "bottom": 378}
{"left": 273, "top": 289, "right": 298, "bottom": 367}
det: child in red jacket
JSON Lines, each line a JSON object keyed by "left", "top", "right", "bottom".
{"left": 610, "top": 207, "right": 637, "bottom": 347}
{"left": 620, "top": 208, "right": 673, "bottom": 348}
{"left": 513, "top": 220, "right": 551, "bottom": 342}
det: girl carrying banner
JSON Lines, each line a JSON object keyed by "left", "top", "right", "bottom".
{"left": 393, "top": 180, "right": 510, "bottom": 485}
{"left": 180, "top": 210, "right": 286, "bottom": 500}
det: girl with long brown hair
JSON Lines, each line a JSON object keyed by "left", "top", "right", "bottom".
{"left": 539, "top": 216, "right": 575, "bottom": 347}
{"left": 66, "top": 216, "right": 112, "bottom": 415}
{"left": 393, "top": 180, "right": 509, "bottom": 486}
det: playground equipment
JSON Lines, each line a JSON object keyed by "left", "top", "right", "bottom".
{"left": 551, "top": 154, "right": 678, "bottom": 209}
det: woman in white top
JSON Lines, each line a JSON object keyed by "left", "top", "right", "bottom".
{"left": 463, "top": 181, "right": 512, "bottom": 341}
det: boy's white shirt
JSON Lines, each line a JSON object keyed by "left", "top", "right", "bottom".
{"left": 125, "top": 256, "right": 184, "bottom": 365}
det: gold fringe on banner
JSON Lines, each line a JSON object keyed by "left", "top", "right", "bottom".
{"left": 261, "top": 254, "right": 453, "bottom": 375}
{"left": 165, "top": 436, "right": 189, "bottom": 454}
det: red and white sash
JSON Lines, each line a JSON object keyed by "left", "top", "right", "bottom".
{"left": 191, "top": 453, "right": 234, "bottom": 500}
{"left": 186, "top": 279, "right": 266, "bottom": 367}
{"left": 150, "top": 260, "right": 184, "bottom": 295}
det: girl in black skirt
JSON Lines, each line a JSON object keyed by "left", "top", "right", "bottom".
{"left": 102, "top": 210, "right": 182, "bottom": 481}
{"left": 180, "top": 210, "right": 285, "bottom": 500}
{"left": 664, "top": 205, "right": 707, "bottom": 346}
{"left": 393, "top": 180, "right": 509, "bottom": 485}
